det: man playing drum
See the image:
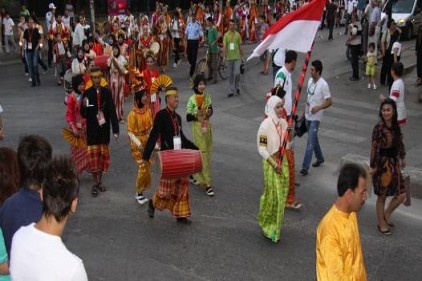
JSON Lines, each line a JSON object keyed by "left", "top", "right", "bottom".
{"left": 142, "top": 87, "right": 198, "bottom": 224}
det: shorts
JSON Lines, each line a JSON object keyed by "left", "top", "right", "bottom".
{"left": 366, "top": 64, "right": 376, "bottom": 77}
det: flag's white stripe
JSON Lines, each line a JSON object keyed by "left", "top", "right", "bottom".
{"left": 247, "top": 20, "right": 320, "bottom": 60}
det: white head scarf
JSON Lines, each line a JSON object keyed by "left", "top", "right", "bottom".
{"left": 265, "top": 95, "right": 284, "bottom": 124}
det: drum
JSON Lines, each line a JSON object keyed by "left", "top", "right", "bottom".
{"left": 158, "top": 149, "right": 202, "bottom": 178}
{"left": 94, "top": 55, "right": 109, "bottom": 72}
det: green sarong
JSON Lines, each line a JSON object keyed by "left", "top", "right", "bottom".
{"left": 258, "top": 157, "right": 289, "bottom": 242}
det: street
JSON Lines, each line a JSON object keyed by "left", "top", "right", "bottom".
{"left": 0, "top": 26, "right": 421, "bottom": 280}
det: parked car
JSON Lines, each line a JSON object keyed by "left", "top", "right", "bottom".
{"left": 391, "top": 0, "right": 422, "bottom": 40}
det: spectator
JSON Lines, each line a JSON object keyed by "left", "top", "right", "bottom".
{"left": 10, "top": 156, "right": 88, "bottom": 281}
{"left": 45, "top": 3, "right": 56, "bottom": 67}
{"left": 347, "top": 13, "right": 362, "bottom": 82}
{"left": 0, "top": 147, "right": 20, "bottom": 205}
{"left": 73, "top": 16, "right": 86, "bottom": 50}
{"left": 19, "top": 5, "right": 30, "bottom": 19}
{"left": 316, "top": 163, "right": 367, "bottom": 280}
{"left": 417, "top": 13, "right": 422, "bottom": 85}
{"left": 0, "top": 135, "right": 52, "bottom": 257}
{"left": 22, "top": 17, "right": 42, "bottom": 87}
{"left": 3, "top": 12, "right": 17, "bottom": 54}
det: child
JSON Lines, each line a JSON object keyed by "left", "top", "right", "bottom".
{"left": 366, "top": 42, "right": 377, "bottom": 90}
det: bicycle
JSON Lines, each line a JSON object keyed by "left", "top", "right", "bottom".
{"left": 195, "top": 49, "right": 228, "bottom": 81}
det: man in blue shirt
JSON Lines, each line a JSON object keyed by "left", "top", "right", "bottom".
{"left": 0, "top": 135, "right": 52, "bottom": 257}
{"left": 185, "top": 13, "right": 203, "bottom": 83}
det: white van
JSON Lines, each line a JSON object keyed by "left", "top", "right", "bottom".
{"left": 391, "top": 0, "right": 422, "bottom": 39}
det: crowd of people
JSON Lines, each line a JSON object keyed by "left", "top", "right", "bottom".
{"left": 0, "top": 0, "right": 418, "bottom": 280}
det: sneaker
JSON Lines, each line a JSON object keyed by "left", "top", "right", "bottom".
{"left": 367, "top": 83, "right": 371, "bottom": 89}
{"left": 173, "top": 62, "right": 177, "bottom": 68}
{"left": 177, "top": 59, "right": 181, "bottom": 65}
{"left": 300, "top": 169, "right": 308, "bottom": 176}
{"left": 205, "top": 187, "right": 215, "bottom": 197}
{"left": 189, "top": 175, "right": 199, "bottom": 186}
{"left": 135, "top": 192, "right": 143, "bottom": 200}
{"left": 25, "top": 72, "right": 29, "bottom": 76}
{"left": 28, "top": 78, "right": 32, "bottom": 82}
{"left": 227, "top": 93, "right": 234, "bottom": 98}
{"left": 137, "top": 196, "right": 149, "bottom": 205}
{"left": 373, "top": 84, "right": 377, "bottom": 90}
{"left": 286, "top": 201, "right": 303, "bottom": 210}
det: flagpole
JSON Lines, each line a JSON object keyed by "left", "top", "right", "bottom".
{"left": 277, "top": 40, "right": 315, "bottom": 166}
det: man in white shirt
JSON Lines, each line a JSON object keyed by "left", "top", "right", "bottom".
{"left": 10, "top": 156, "right": 88, "bottom": 281}
{"left": 3, "top": 12, "right": 16, "bottom": 53}
{"left": 368, "top": 0, "right": 381, "bottom": 56}
{"left": 273, "top": 50, "right": 303, "bottom": 209}
{"left": 379, "top": 62, "right": 406, "bottom": 126}
{"left": 73, "top": 16, "right": 86, "bottom": 50}
{"left": 300, "top": 60, "right": 332, "bottom": 176}
{"left": 271, "top": 48, "right": 286, "bottom": 81}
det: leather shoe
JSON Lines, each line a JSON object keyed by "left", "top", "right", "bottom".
{"left": 176, "top": 217, "right": 192, "bottom": 224}
{"left": 300, "top": 169, "right": 308, "bottom": 176}
{"left": 312, "top": 160, "right": 324, "bottom": 167}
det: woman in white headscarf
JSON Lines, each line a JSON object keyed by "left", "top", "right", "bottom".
{"left": 257, "top": 95, "right": 289, "bottom": 243}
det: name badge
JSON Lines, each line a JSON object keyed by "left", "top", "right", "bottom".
{"left": 173, "top": 136, "right": 181, "bottom": 150}
{"left": 97, "top": 111, "right": 106, "bottom": 126}
{"left": 27, "top": 42, "right": 33, "bottom": 50}
{"left": 229, "top": 43, "right": 235, "bottom": 51}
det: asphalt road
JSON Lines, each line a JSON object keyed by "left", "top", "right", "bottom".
{"left": 0, "top": 27, "right": 421, "bottom": 281}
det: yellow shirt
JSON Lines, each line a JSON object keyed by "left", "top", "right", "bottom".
{"left": 316, "top": 205, "right": 367, "bottom": 281}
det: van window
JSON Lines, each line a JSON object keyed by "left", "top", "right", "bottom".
{"left": 392, "top": 0, "right": 414, "bottom": 13}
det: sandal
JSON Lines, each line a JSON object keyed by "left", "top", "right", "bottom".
{"left": 91, "top": 185, "right": 99, "bottom": 197}
{"left": 384, "top": 216, "right": 394, "bottom": 227}
{"left": 97, "top": 183, "right": 107, "bottom": 192}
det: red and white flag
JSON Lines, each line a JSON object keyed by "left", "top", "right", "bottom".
{"left": 248, "top": 0, "right": 325, "bottom": 60}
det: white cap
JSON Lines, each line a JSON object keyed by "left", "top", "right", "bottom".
{"left": 49, "top": 3, "right": 56, "bottom": 10}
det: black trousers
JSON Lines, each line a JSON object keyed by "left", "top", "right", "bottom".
{"left": 417, "top": 51, "right": 422, "bottom": 78}
{"left": 380, "top": 54, "right": 393, "bottom": 86}
{"left": 187, "top": 39, "right": 199, "bottom": 77}
{"left": 327, "top": 19, "right": 334, "bottom": 39}
{"left": 173, "top": 37, "right": 181, "bottom": 64}
{"left": 47, "top": 39, "right": 53, "bottom": 66}
{"left": 350, "top": 44, "right": 361, "bottom": 79}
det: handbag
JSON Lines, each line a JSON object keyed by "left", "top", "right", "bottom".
{"left": 293, "top": 115, "right": 307, "bottom": 138}
{"left": 402, "top": 170, "right": 411, "bottom": 207}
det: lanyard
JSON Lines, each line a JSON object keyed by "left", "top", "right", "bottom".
{"left": 96, "top": 88, "right": 101, "bottom": 110}
{"left": 272, "top": 119, "right": 283, "bottom": 149}
{"left": 166, "top": 108, "right": 179, "bottom": 136}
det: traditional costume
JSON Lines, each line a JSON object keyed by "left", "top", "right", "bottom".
{"left": 127, "top": 73, "right": 153, "bottom": 205}
{"left": 65, "top": 75, "right": 88, "bottom": 174}
{"left": 155, "top": 17, "right": 170, "bottom": 71}
{"left": 257, "top": 96, "right": 289, "bottom": 242}
{"left": 142, "top": 88, "right": 198, "bottom": 223}
{"left": 186, "top": 76, "right": 214, "bottom": 196}
{"left": 80, "top": 67, "right": 119, "bottom": 196}
{"left": 142, "top": 57, "right": 160, "bottom": 117}
{"left": 107, "top": 47, "right": 128, "bottom": 122}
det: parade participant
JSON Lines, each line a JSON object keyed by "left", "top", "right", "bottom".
{"left": 117, "top": 30, "right": 128, "bottom": 57}
{"left": 206, "top": 17, "right": 219, "bottom": 84}
{"left": 155, "top": 16, "right": 170, "bottom": 73}
{"left": 152, "top": 3, "right": 163, "bottom": 26}
{"left": 17, "top": 16, "right": 29, "bottom": 77}
{"left": 223, "top": 20, "right": 243, "bottom": 97}
{"left": 370, "top": 98, "right": 406, "bottom": 235}
{"left": 137, "top": 24, "right": 155, "bottom": 70}
{"left": 326, "top": 0, "right": 337, "bottom": 40}
{"left": 0, "top": 135, "right": 52, "bottom": 257}
{"left": 3, "top": 12, "right": 17, "bottom": 54}
{"left": 171, "top": 10, "right": 183, "bottom": 68}
{"left": 257, "top": 95, "right": 289, "bottom": 243}
{"left": 142, "top": 87, "right": 198, "bottom": 224}
{"left": 53, "top": 34, "right": 70, "bottom": 86}
{"left": 65, "top": 74, "right": 88, "bottom": 174}
{"left": 248, "top": 1, "right": 259, "bottom": 43}
{"left": 127, "top": 85, "right": 153, "bottom": 205}
{"left": 45, "top": 3, "right": 56, "bottom": 68}
{"left": 142, "top": 54, "right": 160, "bottom": 117}
{"left": 23, "top": 17, "right": 42, "bottom": 87}
{"left": 316, "top": 163, "right": 367, "bottom": 280}
{"left": 102, "top": 34, "right": 116, "bottom": 57}
{"left": 73, "top": 16, "right": 86, "bottom": 50}
{"left": 185, "top": 13, "right": 204, "bottom": 84}
{"left": 82, "top": 39, "right": 96, "bottom": 65}
{"left": 10, "top": 157, "right": 88, "bottom": 281}
{"left": 71, "top": 48, "right": 87, "bottom": 76}
{"left": 213, "top": 3, "right": 223, "bottom": 35}
{"left": 273, "top": 50, "right": 302, "bottom": 209}
{"left": 81, "top": 66, "right": 119, "bottom": 197}
{"left": 241, "top": 1, "right": 250, "bottom": 41}
{"left": 186, "top": 74, "right": 214, "bottom": 197}
{"left": 32, "top": 16, "right": 49, "bottom": 74}
{"left": 108, "top": 44, "right": 128, "bottom": 123}
{"left": 300, "top": 60, "right": 332, "bottom": 176}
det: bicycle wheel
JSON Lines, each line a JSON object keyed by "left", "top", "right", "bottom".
{"left": 195, "top": 58, "right": 209, "bottom": 78}
{"left": 218, "top": 60, "right": 228, "bottom": 80}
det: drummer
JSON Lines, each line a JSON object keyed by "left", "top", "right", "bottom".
{"left": 141, "top": 87, "right": 198, "bottom": 224}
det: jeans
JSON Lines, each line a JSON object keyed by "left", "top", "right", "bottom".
{"left": 227, "top": 59, "right": 241, "bottom": 94}
{"left": 26, "top": 49, "right": 40, "bottom": 85}
{"left": 301, "top": 120, "right": 324, "bottom": 171}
